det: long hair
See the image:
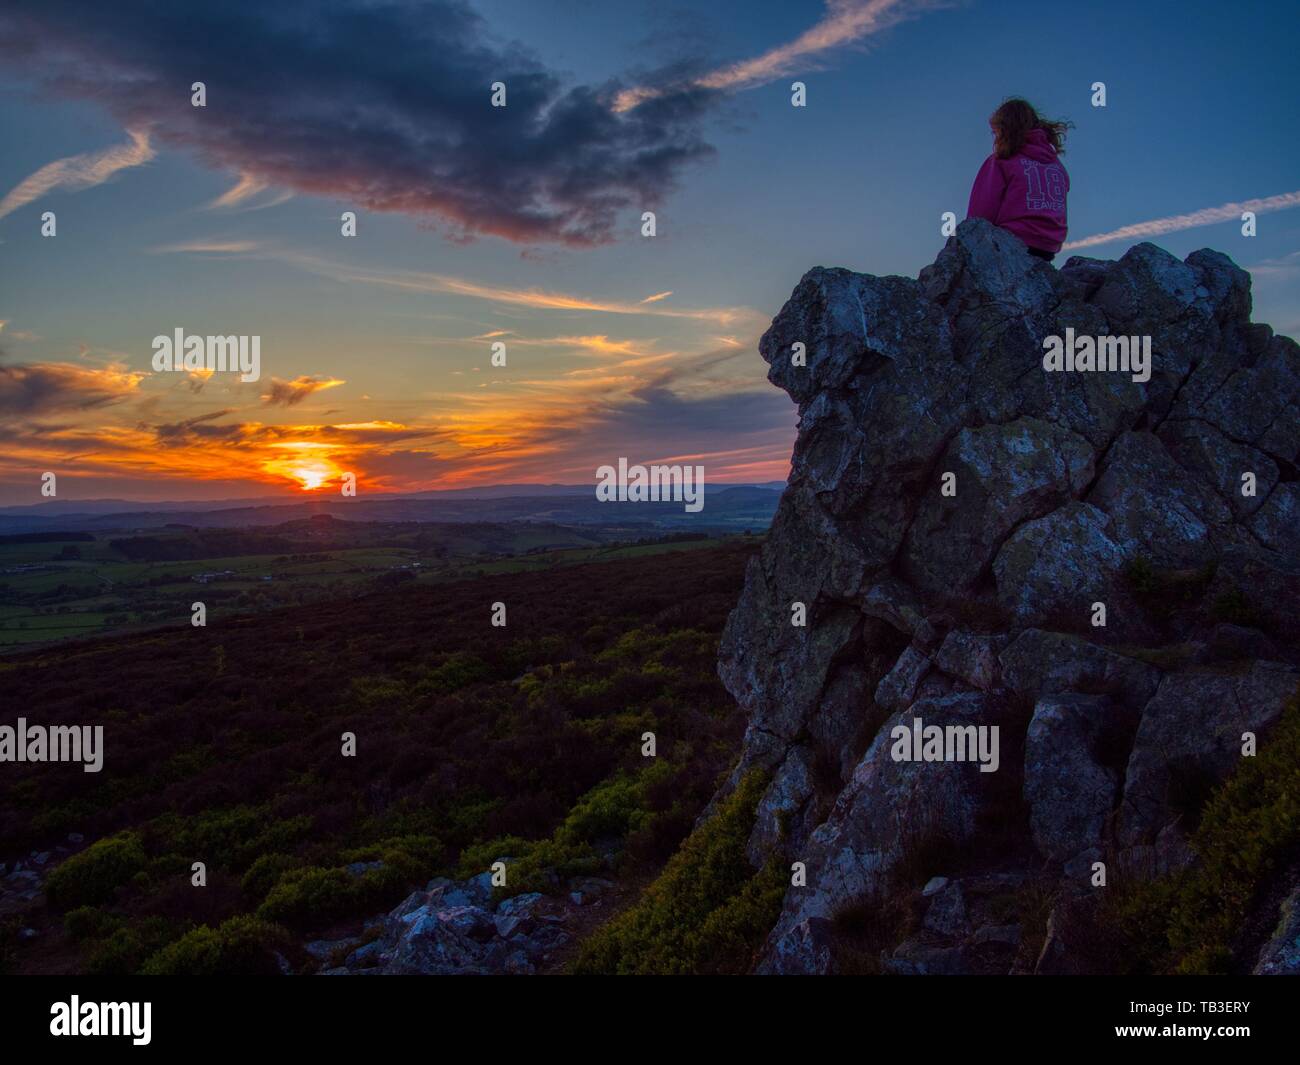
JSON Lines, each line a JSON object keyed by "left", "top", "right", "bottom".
{"left": 990, "top": 97, "right": 1072, "bottom": 159}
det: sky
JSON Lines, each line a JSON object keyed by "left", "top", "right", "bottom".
{"left": 1, "top": 0, "right": 1297, "bottom": 504}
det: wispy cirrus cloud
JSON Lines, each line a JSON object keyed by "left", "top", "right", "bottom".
{"left": 207, "top": 172, "right": 268, "bottom": 209}
{"left": 327, "top": 263, "right": 752, "bottom": 324}
{"left": 150, "top": 239, "right": 265, "bottom": 254}
{"left": 0, "top": 320, "right": 40, "bottom": 343}
{"left": 0, "top": 128, "right": 155, "bottom": 220}
{"left": 438, "top": 334, "right": 659, "bottom": 359}
{"left": 1247, "top": 250, "right": 1300, "bottom": 279}
{"left": 205, "top": 172, "right": 293, "bottom": 212}
{"left": 615, "top": 0, "right": 934, "bottom": 111}
{"left": 153, "top": 242, "right": 760, "bottom": 326}
{"left": 1063, "top": 190, "right": 1300, "bottom": 251}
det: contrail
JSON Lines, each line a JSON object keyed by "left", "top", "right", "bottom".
{"left": 0, "top": 129, "right": 155, "bottom": 219}
{"left": 1063, "top": 190, "right": 1300, "bottom": 251}
{"left": 614, "top": 0, "right": 929, "bottom": 112}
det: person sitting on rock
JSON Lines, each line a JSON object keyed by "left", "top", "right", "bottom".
{"left": 966, "top": 97, "right": 1071, "bottom": 263}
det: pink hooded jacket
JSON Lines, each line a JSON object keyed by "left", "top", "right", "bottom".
{"left": 966, "top": 128, "right": 1069, "bottom": 254}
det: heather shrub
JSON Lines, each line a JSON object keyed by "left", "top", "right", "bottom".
{"left": 141, "top": 915, "right": 290, "bottom": 975}
{"left": 46, "top": 833, "right": 147, "bottom": 909}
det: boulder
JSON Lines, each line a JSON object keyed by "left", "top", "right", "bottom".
{"left": 1250, "top": 482, "right": 1300, "bottom": 556}
{"left": 999, "top": 629, "right": 1161, "bottom": 708}
{"left": 900, "top": 417, "right": 1095, "bottom": 597}
{"left": 1023, "top": 694, "right": 1120, "bottom": 861}
{"left": 873, "top": 646, "right": 932, "bottom": 714}
{"left": 993, "top": 502, "right": 1129, "bottom": 628}
{"left": 746, "top": 743, "right": 816, "bottom": 864}
{"left": 1086, "top": 431, "right": 1245, "bottom": 567}
{"left": 922, "top": 879, "right": 968, "bottom": 936}
{"left": 1119, "top": 662, "right": 1300, "bottom": 847}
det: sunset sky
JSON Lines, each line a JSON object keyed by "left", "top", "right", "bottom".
{"left": 2, "top": 0, "right": 1297, "bottom": 504}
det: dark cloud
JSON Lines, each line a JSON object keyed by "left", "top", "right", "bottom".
{"left": 153, "top": 410, "right": 244, "bottom": 443}
{"left": 0, "top": 363, "right": 140, "bottom": 415}
{"left": 262, "top": 375, "right": 343, "bottom": 407}
{"left": 0, "top": 0, "right": 720, "bottom": 245}
{"left": 551, "top": 378, "right": 796, "bottom": 478}
{"left": 603, "top": 384, "right": 795, "bottom": 439}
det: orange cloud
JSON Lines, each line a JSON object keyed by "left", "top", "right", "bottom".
{"left": 0, "top": 320, "right": 784, "bottom": 500}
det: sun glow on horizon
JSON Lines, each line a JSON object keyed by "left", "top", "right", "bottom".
{"left": 259, "top": 446, "right": 345, "bottom": 491}
{"left": 293, "top": 464, "right": 330, "bottom": 490}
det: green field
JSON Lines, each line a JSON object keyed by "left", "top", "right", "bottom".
{"left": 0, "top": 526, "right": 743, "bottom": 651}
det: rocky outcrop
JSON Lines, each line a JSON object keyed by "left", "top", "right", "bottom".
{"left": 1254, "top": 883, "right": 1300, "bottom": 975}
{"left": 718, "top": 219, "right": 1300, "bottom": 974}
{"left": 0, "top": 833, "right": 85, "bottom": 945}
{"left": 321, "top": 869, "right": 613, "bottom": 975}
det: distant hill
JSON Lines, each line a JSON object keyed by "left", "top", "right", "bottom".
{"left": 0, "top": 484, "right": 783, "bottom": 534}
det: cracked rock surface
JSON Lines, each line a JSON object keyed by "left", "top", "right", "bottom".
{"left": 717, "top": 219, "right": 1300, "bottom": 974}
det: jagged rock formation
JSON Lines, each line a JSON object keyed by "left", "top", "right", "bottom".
{"left": 718, "top": 218, "right": 1300, "bottom": 974}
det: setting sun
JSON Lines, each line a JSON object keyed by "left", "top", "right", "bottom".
{"left": 260, "top": 446, "right": 345, "bottom": 491}
{"left": 293, "top": 465, "right": 330, "bottom": 490}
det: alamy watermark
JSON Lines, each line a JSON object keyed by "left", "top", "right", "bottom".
{"left": 0, "top": 718, "right": 103, "bottom": 772}
{"left": 1042, "top": 327, "right": 1151, "bottom": 383}
{"left": 595, "top": 458, "right": 705, "bottom": 513}
{"left": 151, "top": 328, "right": 260, "bottom": 382}
{"left": 890, "top": 716, "right": 1000, "bottom": 773}
{"left": 50, "top": 997, "right": 150, "bottom": 1045}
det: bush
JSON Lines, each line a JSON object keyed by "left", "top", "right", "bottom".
{"left": 555, "top": 766, "right": 669, "bottom": 845}
{"left": 152, "top": 807, "right": 312, "bottom": 872}
{"left": 140, "top": 916, "right": 290, "bottom": 975}
{"left": 413, "top": 652, "right": 491, "bottom": 696}
{"left": 240, "top": 854, "right": 303, "bottom": 904}
{"left": 339, "top": 834, "right": 441, "bottom": 875}
{"left": 1108, "top": 691, "right": 1300, "bottom": 973}
{"left": 459, "top": 766, "right": 676, "bottom": 899}
{"left": 572, "top": 770, "right": 780, "bottom": 974}
{"left": 64, "top": 906, "right": 122, "bottom": 943}
{"left": 253, "top": 846, "right": 431, "bottom": 931}
{"left": 692, "top": 856, "right": 788, "bottom": 973}
{"left": 457, "top": 834, "right": 592, "bottom": 897}
{"left": 45, "top": 833, "right": 147, "bottom": 909}
{"left": 457, "top": 835, "right": 531, "bottom": 880}
{"left": 255, "top": 867, "right": 356, "bottom": 929}
{"left": 85, "top": 917, "right": 181, "bottom": 975}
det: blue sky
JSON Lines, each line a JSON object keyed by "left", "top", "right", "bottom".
{"left": 1, "top": 0, "right": 1296, "bottom": 502}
